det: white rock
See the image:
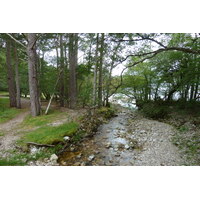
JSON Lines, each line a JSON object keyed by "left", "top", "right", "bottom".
{"left": 125, "top": 144, "right": 130, "bottom": 150}
{"left": 50, "top": 154, "right": 58, "bottom": 162}
{"left": 30, "top": 146, "right": 39, "bottom": 154}
{"left": 64, "top": 136, "right": 70, "bottom": 141}
{"left": 105, "top": 142, "right": 111, "bottom": 148}
{"left": 88, "top": 154, "right": 95, "bottom": 161}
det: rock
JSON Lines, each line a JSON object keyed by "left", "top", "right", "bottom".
{"left": 124, "top": 144, "right": 130, "bottom": 150}
{"left": 105, "top": 142, "right": 111, "bottom": 148}
{"left": 115, "top": 153, "right": 120, "bottom": 157}
{"left": 50, "top": 154, "right": 58, "bottom": 162}
{"left": 88, "top": 154, "right": 95, "bottom": 161}
{"left": 140, "top": 130, "right": 146, "bottom": 134}
{"left": 81, "top": 162, "right": 86, "bottom": 166}
{"left": 44, "top": 158, "right": 49, "bottom": 162}
{"left": 76, "top": 153, "right": 82, "bottom": 159}
{"left": 70, "top": 147, "right": 75, "bottom": 151}
{"left": 30, "top": 146, "right": 39, "bottom": 154}
{"left": 63, "top": 136, "right": 70, "bottom": 141}
{"left": 74, "top": 162, "right": 81, "bottom": 166}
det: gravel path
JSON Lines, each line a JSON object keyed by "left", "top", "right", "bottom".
{"left": 128, "top": 113, "right": 187, "bottom": 166}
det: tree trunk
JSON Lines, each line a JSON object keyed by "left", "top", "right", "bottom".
{"left": 93, "top": 33, "right": 99, "bottom": 106}
{"left": 98, "top": 33, "right": 104, "bottom": 107}
{"left": 68, "top": 33, "right": 78, "bottom": 109}
{"left": 14, "top": 42, "right": 21, "bottom": 108}
{"left": 6, "top": 39, "right": 17, "bottom": 107}
{"left": 27, "top": 33, "right": 41, "bottom": 116}
{"left": 59, "top": 34, "right": 65, "bottom": 107}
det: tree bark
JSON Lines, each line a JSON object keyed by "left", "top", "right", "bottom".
{"left": 93, "top": 33, "right": 99, "bottom": 106}
{"left": 6, "top": 39, "right": 17, "bottom": 107}
{"left": 68, "top": 33, "right": 78, "bottom": 109}
{"left": 59, "top": 34, "right": 65, "bottom": 107}
{"left": 27, "top": 33, "right": 41, "bottom": 116}
{"left": 98, "top": 33, "right": 105, "bottom": 107}
{"left": 14, "top": 42, "right": 21, "bottom": 108}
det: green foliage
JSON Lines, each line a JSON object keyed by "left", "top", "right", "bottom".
{"left": 141, "top": 101, "right": 169, "bottom": 119}
{"left": 18, "top": 122, "right": 79, "bottom": 146}
{"left": 97, "top": 106, "right": 116, "bottom": 119}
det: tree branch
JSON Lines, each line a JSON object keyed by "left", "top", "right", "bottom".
{"left": 6, "top": 33, "right": 26, "bottom": 48}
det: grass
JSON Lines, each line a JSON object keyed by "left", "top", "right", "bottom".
{"left": 0, "top": 91, "right": 9, "bottom": 96}
{"left": 0, "top": 131, "right": 4, "bottom": 136}
{"left": 18, "top": 121, "right": 79, "bottom": 146}
{"left": 0, "top": 98, "right": 22, "bottom": 123}
{"left": 21, "top": 109, "right": 68, "bottom": 128}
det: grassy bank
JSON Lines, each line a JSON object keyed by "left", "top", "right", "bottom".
{"left": 0, "top": 98, "right": 22, "bottom": 123}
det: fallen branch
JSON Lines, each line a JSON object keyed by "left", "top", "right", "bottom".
{"left": 27, "top": 142, "right": 55, "bottom": 147}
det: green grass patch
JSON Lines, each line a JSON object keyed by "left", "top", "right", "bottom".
{"left": 0, "top": 98, "right": 22, "bottom": 123}
{"left": 21, "top": 110, "right": 68, "bottom": 128}
{"left": 0, "top": 131, "right": 4, "bottom": 136}
{"left": 18, "top": 122, "right": 79, "bottom": 146}
{"left": 0, "top": 91, "right": 9, "bottom": 96}
{"left": 0, "top": 158, "right": 26, "bottom": 166}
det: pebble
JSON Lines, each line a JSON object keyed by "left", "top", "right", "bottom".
{"left": 50, "top": 154, "right": 58, "bottom": 162}
{"left": 63, "top": 136, "right": 70, "bottom": 141}
{"left": 88, "top": 154, "right": 95, "bottom": 161}
{"left": 74, "top": 162, "right": 81, "bottom": 166}
{"left": 76, "top": 153, "right": 82, "bottom": 159}
{"left": 125, "top": 144, "right": 130, "bottom": 150}
{"left": 105, "top": 142, "right": 111, "bottom": 148}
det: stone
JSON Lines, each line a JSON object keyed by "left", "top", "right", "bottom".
{"left": 125, "top": 144, "right": 130, "bottom": 150}
{"left": 140, "top": 130, "right": 146, "bottom": 134}
{"left": 30, "top": 146, "right": 39, "bottom": 154}
{"left": 74, "top": 162, "right": 81, "bottom": 166}
{"left": 105, "top": 142, "right": 111, "bottom": 148}
{"left": 70, "top": 147, "right": 75, "bottom": 151}
{"left": 50, "top": 154, "right": 58, "bottom": 162}
{"left": 88, "top": 154, "right": 95, "bottom": 161}
{"left": 76, "top": 153, "right": 82, "bottom": 159}
{"left": 44, "top": 158, "right": 49, "bottom": 162}
{"left": 63, "top": 136, "right": 70, "bottom": 141}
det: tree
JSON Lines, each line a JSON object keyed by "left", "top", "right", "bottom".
{"left": 6, "top": 38, "right": 17, "bottom": 107}
{"left": 14, "top": 42, "right": 21, "bottom": 108}
{"left": 27, "top": 33, "right": 41, "bottom": 116}
{"left": 93, "top": 33, "right": 99, "bottom": 106}
{"left": 59, "top": 34, "right": 65, "bottom": 107}
{"left": 98, "top": 33, "right": 104, "bottom": 107}
{"left": 68, "top": 33, "right": 78, "bottom": 109}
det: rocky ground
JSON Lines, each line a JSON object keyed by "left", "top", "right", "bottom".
{"left": 59, "top": 108, "right": 189, "bottom": 166}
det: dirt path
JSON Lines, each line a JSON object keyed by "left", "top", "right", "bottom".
{"left": 59, "top": 109, "right": 188, "bottom": 166}
{"left": 0, "top": 98, "right": 30, "bottom": 157}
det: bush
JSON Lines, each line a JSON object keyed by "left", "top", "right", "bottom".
{"left": 97, "top": 107, "right": 116, "bottom": 119}
{"left": 141, "top": 102, "right": 169, "bottom": 119}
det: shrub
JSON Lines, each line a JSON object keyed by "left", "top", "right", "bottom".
{"left": 141, "top": 102, "right": 169, "bottom": 119}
